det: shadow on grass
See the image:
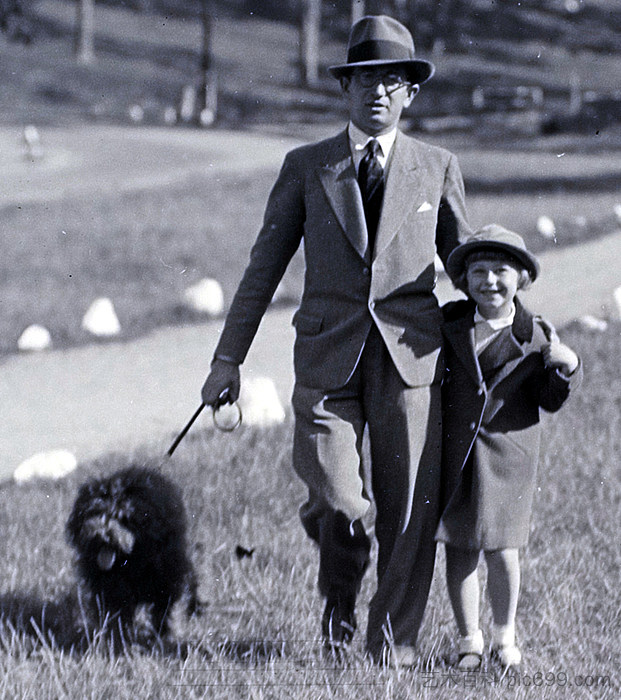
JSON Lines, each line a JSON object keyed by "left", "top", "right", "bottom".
{"left": 0, "top": 589, "right": 288, "bottom": 664}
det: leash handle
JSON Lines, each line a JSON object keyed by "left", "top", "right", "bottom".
{"left": 167, "top": 403, "right": 206, "bottom": 457}
{"left": 167, "top": 390, "right": 243, "bottom": 456}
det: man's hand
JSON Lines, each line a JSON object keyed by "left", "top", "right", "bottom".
{"left": 201, "top": 359, "right": 241, "bottom": 407}
{"left": 542, "top": 341, "right": 579, "bottom": 376}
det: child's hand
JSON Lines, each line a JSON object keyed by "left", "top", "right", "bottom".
{"left": 542, "top": 341, "right": 579, "bottom": 376}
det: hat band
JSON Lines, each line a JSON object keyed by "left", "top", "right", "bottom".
{"left": 347, "top": 40, "right": 413, "bottom": 65}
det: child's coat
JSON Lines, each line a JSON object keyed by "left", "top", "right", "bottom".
{"left": 436, "top": 299, "right": 581, "bottom": 549}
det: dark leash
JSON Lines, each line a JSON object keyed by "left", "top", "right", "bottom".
{"left": 167, "top": 390, "right": 243, "bottom": 457}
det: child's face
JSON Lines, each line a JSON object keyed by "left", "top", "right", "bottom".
{"left": 465, "top": 257, "right": 521, "bottom": 318}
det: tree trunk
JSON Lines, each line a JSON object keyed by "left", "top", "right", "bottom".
{"left": 76, "top": 0, "right": 95, "bottom": 64}
{"left": 351, "top": 0, "right": 365, "bottom": 25}
{"left": 198, "top": 0, "right": 217, "bottom": 125}
{"left": 299, "top": 0, "right": 321, "bottom": 87}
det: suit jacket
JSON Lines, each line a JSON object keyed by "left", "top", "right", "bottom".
{"left": 436, "top": 298, "right": 582, "bottom": 548}
{"left": 215, "top": 128, "right": 471, "bottom": 390}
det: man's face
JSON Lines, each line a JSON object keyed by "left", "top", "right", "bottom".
{"left": 465, "top": 257, "right": 522, "bottom": 319}
{"left": 341, "top": 67, "right": 417, "bottom": 135}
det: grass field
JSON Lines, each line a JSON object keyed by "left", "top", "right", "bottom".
{"left": 0, "top": 3, "right": 619, "bottom": 695}
{"left": 0, "top": 322, "right": 619, "bottom": 698}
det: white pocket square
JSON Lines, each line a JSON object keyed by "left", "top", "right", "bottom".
{"left": 417, "top": 201, "right": 432, "bottom": 213}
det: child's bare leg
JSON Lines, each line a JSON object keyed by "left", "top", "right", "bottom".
{"left": 485, "top": 548, "right": 522, "bottom": 665}
{"left": 445, "top": 545, "right": 481, "bottom": 636}
{"left": 484, "top": 548, "right": 520, "bottom": 633}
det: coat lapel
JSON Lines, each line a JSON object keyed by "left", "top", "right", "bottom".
{"left": 374, "top": 132, "right": 422, "bottom": 257}
{"left": 478, "top": 300, "right": 534, "bottom": 388}
{"left": 478, "top": 328, "right": 524, "bottom": 379}
{"left": 317, "top": 131, "right": 370, "bottom": 262}
{"left": 443, "top": 311, "right": 483, "bottom": 387}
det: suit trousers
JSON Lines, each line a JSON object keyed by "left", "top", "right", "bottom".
{"left": 291, "top": 324, "right": 442, "bottom": 657}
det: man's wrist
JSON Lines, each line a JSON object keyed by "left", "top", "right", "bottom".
{"left": 212, "top": 354, "right": 240, "bottom": 367}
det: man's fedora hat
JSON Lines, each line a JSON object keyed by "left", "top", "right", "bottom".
{"left": 328, "top": 15, "right": 435, "bottom": 84}
{"left": 447, "top": 224, "right": 540, "bottom": 281}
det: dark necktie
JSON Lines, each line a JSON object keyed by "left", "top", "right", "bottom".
{"left": 357, "top": 139, "right": 385, "bottom": 254}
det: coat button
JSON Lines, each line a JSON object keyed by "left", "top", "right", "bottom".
{"left": 477, "top": 387, "right": 484, "bottom": 396}
{"left": 362, "top": 267, "right": 370, "bottom": 276}
{"left": 469, "top": 421, "right": 476, "bottom": 431}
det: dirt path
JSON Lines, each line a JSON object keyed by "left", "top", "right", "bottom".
{"left": 2, "top": 124, "right": 620, "bottom": 482}
{"left": 3, "top": 227, "right": 620, "bottom": 483}
{"left": 1, "top": 125, "right": 301, "bottom": 206}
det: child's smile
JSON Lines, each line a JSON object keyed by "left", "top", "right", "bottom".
{"left": 466, "top": 259, "right": 521, "bottom": 319}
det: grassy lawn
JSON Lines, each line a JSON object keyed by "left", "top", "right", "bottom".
{"left": 0, "top": 322, "right": 618, "bottom": 698}
{"left": 0, "top": 2, "right": 619, "bottom": 696}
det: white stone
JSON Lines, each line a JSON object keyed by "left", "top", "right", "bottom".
{"left": 536, "top": 215, "right": 556, "bottom": 240}
{"left": 163, "top": 106, "right": 177, "bottom": 125}
{"left": 128, "top": 105, "right": 144, "bottom": 123}
{"left": 239, "top": 377, "right": 286, "bottom": 427}
{"left": 199, "top": 108, "right": 216, "bottom": 127}
{"left": 23, "top": 124, "right": 44, "bottom": 159}
{"left": 17, "top": 324, "right": 52, "bottom": 351}
{"left": 183, "top": 278, "right": 224, "bottom": 316}
{"left": 613, "top": 287, "right": 621, "bottom": 318}
{"left": 82, "top": 297, "right": 121, "bottom": 336}
{"left": 577, "top": 315, "right": 608, "bottom": 332}
{"left": 179, "top": 85, "right": 197, "bottom": 122}
{"left": 14, "top": 450, "right": 78, "bottom": 483}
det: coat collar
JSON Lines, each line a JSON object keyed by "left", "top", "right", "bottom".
{"left": 317, "top": 130, "right": 369, "bottom": 262}
{"left": 443, "top": 298, "right": 535, "bottom": 385}
{"left": 443, "top": 301, "right": 483, "bottom": 386}
{"left": 374, "top": 131, "right": 424, "bottom": 257}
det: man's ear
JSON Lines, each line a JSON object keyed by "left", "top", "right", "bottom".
{"left": 340, "top": 75, "right": 351, "bottom": 94}
{"left": 404, "top": 83, "right": 420, "bottom": 107}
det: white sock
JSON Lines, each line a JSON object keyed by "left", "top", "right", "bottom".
{"left": 458, "top": 628, "right": 484, "bottom": 654}
{"left": 492, "top": 623, "right": 516, "bottom": 648}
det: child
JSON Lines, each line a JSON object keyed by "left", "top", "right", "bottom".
{"left": 436, "top": 224, "right": 581, "bottom": 670}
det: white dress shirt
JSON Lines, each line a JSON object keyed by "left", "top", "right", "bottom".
{"left": 474, "top": 304, "right": 516, "bottom": 354}
{"left": 347, "top": 121, "right": 397, "bottom": 174}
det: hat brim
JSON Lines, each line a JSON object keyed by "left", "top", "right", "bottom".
{"left": 328, "top": 59, "right": 435, "bottom": 85}
{"left": 447, "top": 240, "right": 540, "bottom": 281}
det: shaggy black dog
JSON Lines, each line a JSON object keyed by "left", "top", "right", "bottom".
{"left": 66, "top": 466, "right": 200, "bottom": 641}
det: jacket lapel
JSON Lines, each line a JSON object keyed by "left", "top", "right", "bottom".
{"left": 478, "top": 300, "right": 533, "bottom": 388}
{"left": 374, "top": 132, "right": 422, "bottom": 257}
{"left": 317, "top": 131, "right": 370, "bottom": 262}
{"left": 443, "top": 311, "right": 483, "bottom": 386}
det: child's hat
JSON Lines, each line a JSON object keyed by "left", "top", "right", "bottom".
{"left": 447, "top": 224, "right": 540, "bottom": 281}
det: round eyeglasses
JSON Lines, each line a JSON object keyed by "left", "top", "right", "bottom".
{"left": 353, "top": 70, "right": 411, "bottom": 92}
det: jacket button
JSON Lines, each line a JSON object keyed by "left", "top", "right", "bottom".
{"left": 477, "top": 387, "right": 484, "bottom": 396}
{"left": 362, "top": 267, "right": 370, "bottom": 276}
{"left": 469, "top": 421, "right": 476, "bottom": 431}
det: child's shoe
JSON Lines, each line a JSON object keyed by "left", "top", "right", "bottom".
{"left": 453, "top": 629, "right": 484, "bottom": 671}
{"left": 491, "top": 644, "right": 522, "bottom": 668}
{"left": 491, "top": 624, "right": 521, "bottom": 668}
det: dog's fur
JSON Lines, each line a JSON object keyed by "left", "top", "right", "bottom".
{"left": 66, "top": 466, "right": 199, "bottom": 640}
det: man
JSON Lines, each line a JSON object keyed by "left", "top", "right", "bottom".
{"left": 201, "top": 15, "right": 471, "bottom": 663}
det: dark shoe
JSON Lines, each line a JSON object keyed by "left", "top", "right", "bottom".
{"left": 322, "top": 594, "right": 356, "bottom": 656}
